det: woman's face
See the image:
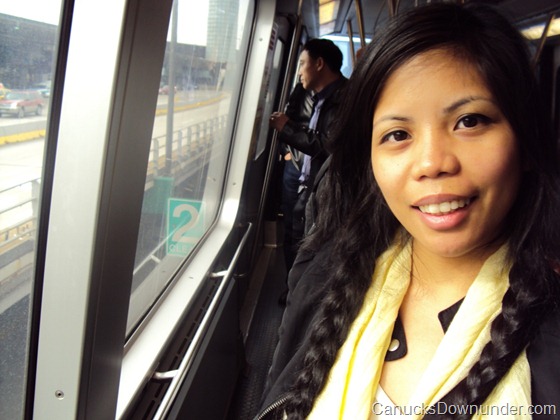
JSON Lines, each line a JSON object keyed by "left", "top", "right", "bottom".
{"left": 370, "top": 49, "right": 521, "bottom": 261}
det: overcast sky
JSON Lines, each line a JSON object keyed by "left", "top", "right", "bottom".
{"left": 0, "top": 0, "right": 249, "bottom": 46}
{"left": 0, "top": 0, "right": 62, "bottom": 25}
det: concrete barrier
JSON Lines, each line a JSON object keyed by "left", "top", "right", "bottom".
{"left": 0, "top": 120, "right": 46, "bottom": 145}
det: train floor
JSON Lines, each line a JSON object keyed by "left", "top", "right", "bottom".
{"left": 227, "top": 226, "right": 288, "bottom": 420}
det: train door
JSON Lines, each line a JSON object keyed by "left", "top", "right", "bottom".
{"left": 0, "top": 0, "right": 288, "bottom": 418}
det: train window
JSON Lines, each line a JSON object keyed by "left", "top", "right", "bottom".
{"left": 254, "top": 29, "right": 283, "bottom": 160}
{"left": 0, "top": 1, "right": 62, "bottom": 419}
{"left": 323, "top": 35, "right": 370, "bottom": 78}
{"left": 126, "top": 0, "right": 253, "bottom": 334}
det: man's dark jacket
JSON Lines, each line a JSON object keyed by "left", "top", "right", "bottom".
{"left": 278, "top": 77, "right": 346, "bottom": 178}
{"left": 277, "top": 78, "right": 347, "bottom": 236}
{"left": 281, "top": 82, "right": 314, "bottom": 170}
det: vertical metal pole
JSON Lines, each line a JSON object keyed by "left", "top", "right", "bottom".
{"left": 165, "top": 0, "right": 178, "bottom": 176}
{"left": 355, "top": 0, "right": 366, "bottom": 47}
{"left": 347, "top": 19, "right": 356, "bottom": 68}
{"left": 276, "top": 0, "right": 304, "bottom": 112}
{"left": 387, "top": 0, "right": 401, "bottom": 17}
{"left": 533, "top": 13, "right": 555, "bottom": 69}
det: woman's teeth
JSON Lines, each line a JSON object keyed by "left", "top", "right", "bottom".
{"left": 419, "top": 199, "right": 470, "bottom": 215}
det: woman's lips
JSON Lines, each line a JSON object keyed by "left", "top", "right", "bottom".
{"left": 418, "top": 198, "right": 471, "bottom": 215}
{"left": 412, "top": 196, "right": 476, "bottom": 230}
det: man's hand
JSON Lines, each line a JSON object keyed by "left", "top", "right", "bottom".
{"left": 269, "top": 112, "right": 289, "bottom": 132}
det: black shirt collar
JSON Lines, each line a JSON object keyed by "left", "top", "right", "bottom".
{"left": 385, "top": 298, "right": 465, "bottom": 361}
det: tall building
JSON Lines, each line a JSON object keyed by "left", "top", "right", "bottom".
{"left": 0, "top": 13, "right": 57, "bottom": 88}
{"left": 206, "top": 0, "right": 239, "bottom": 65}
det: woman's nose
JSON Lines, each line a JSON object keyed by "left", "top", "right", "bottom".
{"left": 410, "top": 130, "right": 460, "bottom": 180}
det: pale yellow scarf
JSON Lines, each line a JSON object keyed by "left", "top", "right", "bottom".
{"left": 308, "top": 240, "right": 531, "bottom": 419}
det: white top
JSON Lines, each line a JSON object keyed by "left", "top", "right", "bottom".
{"left": 370, "top": 386, "right": 414, "bottom": 419}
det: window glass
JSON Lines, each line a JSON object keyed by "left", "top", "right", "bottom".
{"left": 253, "top": 30, "right": 283, "bottom": 160}
{"left": 0, "top": 2, "right": 62, "bottom": 418}
{"left": 322, "top": 35, "right": 371, "bottom": 78}
{"left": 127, "top": 0, "right": 253, "bottom": 334}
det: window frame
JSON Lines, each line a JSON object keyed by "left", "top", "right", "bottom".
{"left": 33, "top": 0, "right": 174, "bottom": 417}
{"left": 32, "top": 0, "right": 276, "bottom": 418}
{"left": 118, "top": 0, "right": 277, "bottom": 415}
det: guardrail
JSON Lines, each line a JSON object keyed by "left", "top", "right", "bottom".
{"left": 0, "top": 179, "right": 40, "bottom": 251}
{"left": 147, "top": 114, "right": 227, "bottom": 181}
{"left": 0, "top": 113, "right": 229, "bottom": 284}
{"left": 0, "top": 179, "right": 39, "bottom": 288}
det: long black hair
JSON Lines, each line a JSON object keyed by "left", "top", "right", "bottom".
{"left": 284, "top": 2, "right": 560, "bottom": 418}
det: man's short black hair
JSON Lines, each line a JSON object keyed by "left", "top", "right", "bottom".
{"left": 303, "top": 39, "right": 343, "bottom": 74}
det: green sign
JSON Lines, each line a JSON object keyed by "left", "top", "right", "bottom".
{"left": 167, "top": 198, "right": 203, "bottom": 256}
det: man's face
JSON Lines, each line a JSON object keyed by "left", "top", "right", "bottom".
{"left": 298, "top": 50, "right": 319, "bottom": 91}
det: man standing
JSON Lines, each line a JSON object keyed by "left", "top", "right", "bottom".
{"left": 270, "top": 38, "right": 346, "bottom": 262}
{"left": 278, "top": 83, "right": 313, "bottom": 272}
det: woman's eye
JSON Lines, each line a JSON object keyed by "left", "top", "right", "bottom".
{"left": 382, "top": 130, "right": 410, "bottom": 142}
{"left": 455, "top": 114, "right": 490, "bottom": 129}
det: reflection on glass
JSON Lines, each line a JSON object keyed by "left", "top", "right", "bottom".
{"left": 254, "top": 37, "right": 284, "bottom": 160}
{"left": 0, "top": 2, "right": 61, "bottom": 418}
{"left": 127, "top": 0, "right": 253, "bottom": 334}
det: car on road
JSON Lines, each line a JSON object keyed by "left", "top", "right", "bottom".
{"left": 32, "top": 81, "right": 51, "bottom": 98}
{"left": 0, "top": 90, "right": 45, "bottom": 118}
{"left": 158, "top": 85, "right": 177, "bottom": 95}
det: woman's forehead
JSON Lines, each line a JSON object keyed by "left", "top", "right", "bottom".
{"left": 373, "top": 48, "right": 490, "bottom": 108}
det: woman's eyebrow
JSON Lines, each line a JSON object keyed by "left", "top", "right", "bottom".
{"left": 443, "top": 96, "right": 493, "bottom": 114}
{"left": 373, "top": 115, "right": 410, "bottom": 125}
{"left": 373, "top": 97, "right": 496, "bottom": 126}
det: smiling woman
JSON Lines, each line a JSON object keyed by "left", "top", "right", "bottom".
{"left": 257, "top": 3, "right": 560, "bottom": 419}
{"left": 4, "top": 0, "right": 560, "bottom": 419}
{"left": 369, "top": 47, "right": 523, "bottom": 408}
{"left": 371, "top": 48, "right": 521, "bottom": 264}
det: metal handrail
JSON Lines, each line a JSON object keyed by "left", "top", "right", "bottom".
{"left": 151, "top": 222, "right": 253, "bottom": 419}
